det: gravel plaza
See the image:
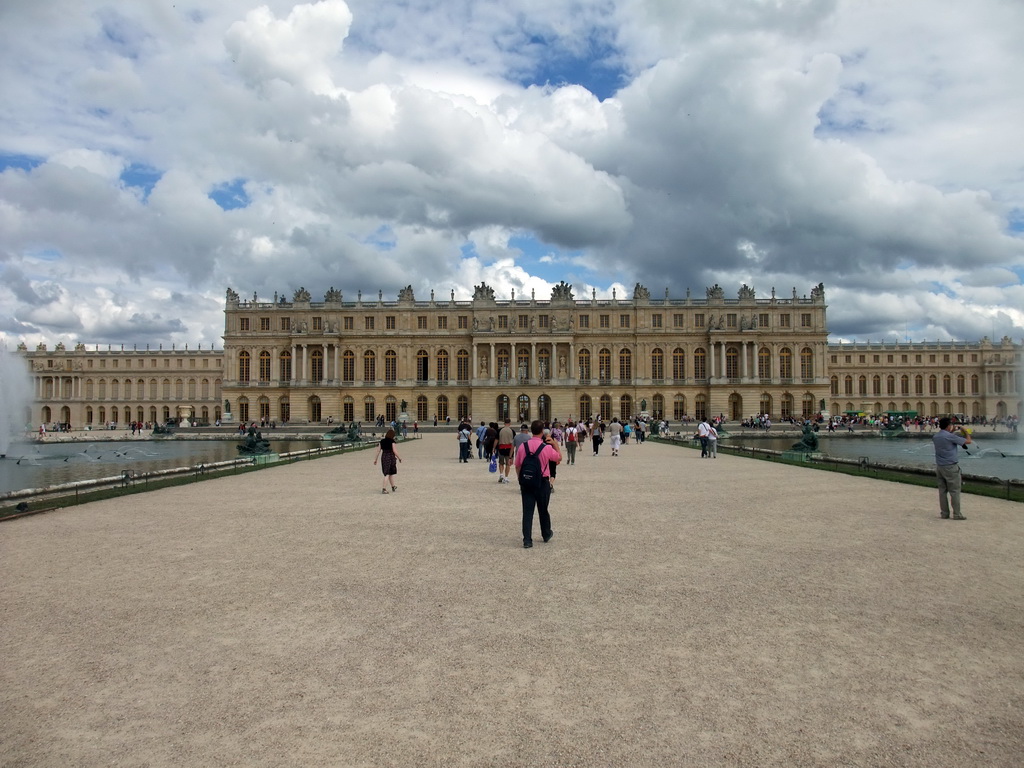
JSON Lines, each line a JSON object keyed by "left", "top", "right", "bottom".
{"left": 2, "top": 434, "right": 1022, "bottom": 767}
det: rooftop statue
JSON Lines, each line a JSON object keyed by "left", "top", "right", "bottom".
{"left": 706, "top": 284, "right": 724, "bottom": 300}
{"left": 633, "top": 283, "right": 650, "bottom": 301}
{"left": 551, "top": 281, "right": 575, "bottom": 301}
{"left": 738, "top": 284, "right": 756, "bottom": 300}
{"left": 225, "top": 287, "right": 239, "bottom": 303}
{"left": 293, "top": 287, "right": 311, "bottom": 302}
{"left": 398, "top": 285, "right": 415, "bottom": 301}
{"left": 325, "top": 287, "right": 342, "bottom": 302}
{"left": 473, "top": 282, "right": 496, "bottom": 301}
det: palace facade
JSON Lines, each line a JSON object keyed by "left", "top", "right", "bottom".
{"left": 15, "top": 282, "right": 1022, "bottom": 429}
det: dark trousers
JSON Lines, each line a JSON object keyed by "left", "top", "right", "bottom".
{"left": 521, "top": 483, "right": 552, "bottom": 544}
{"left": 459, "top": 442, "right": 470, "bottom": 462}
{"left": 699, "top": 436, "right": 709, "bottom": 457}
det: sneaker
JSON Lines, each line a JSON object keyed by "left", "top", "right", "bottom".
{"left": 543, "top": 530, "right": 554, "bottom": 543}
{"left": 391, "top": 486, "right": 397, "bottom": 492}
{"left": 952, "top": 515, "right": 967, "bottom": 520}
{"left": 523, "top": 540, "right": 533, "bottom": 548}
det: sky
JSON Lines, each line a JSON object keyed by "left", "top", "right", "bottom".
{"left": 1, "top": 0, "right": 1022, "bottom": 350}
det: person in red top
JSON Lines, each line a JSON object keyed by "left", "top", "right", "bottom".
{"left": 514, "top": 420, "right": 562, "bottom": 548}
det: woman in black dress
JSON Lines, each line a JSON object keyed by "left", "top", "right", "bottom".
{"left": 373, "top": 428, "right": 402, "bottom": 493}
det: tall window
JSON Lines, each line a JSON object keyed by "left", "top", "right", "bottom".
{"left": 578, "top": 394, "right": 592, "bottom": 420}
{"left": 651, "top": 348, "right": 664, "bottom": 381}
{"left": 280, "top": 351, "right": 292, "bottom": 382}
{"left": 673, "top": 394, "right": 686, "bottom": 420}
{"left": 342, "top": 351, "right": 354, "bottom": 382}
{"left": 363, "top": 351, "right": 376, "bottom": 383}
{"left": 417, "top": 395, "right": 429, "bottom": 421}
{"left": 800, "top": 347, "right": 814, "bottom": 380}
{"left": 538, "top": 348, "right": 551, "bottom": 381}
{"left": 437, "top": 350, "right": 450, "bottom": 383}
{"left": 343, "top": 397, "right": 354, "bottom": 422}
{"left": 779, "top": 348, "right": 793, "bottom": 380}
{"left": 238, "top": 352, "right": 250, "bottom": 382}
{"left": 385, "top": 350, "right": 397, "bottom": 383}
{"left": 619, "top": 349, "right": 632, "bottom": 381}
{"left": 516, "top": 348, "right": 530, "bottom": 380}
{"left": 725, "top": 347, "right": 739, "bottom": 379}
{"left": 436, "top": 395, "right": 449, "bottom": 421}
{"left": 578, "top": 349, "right": 591, "bottom": 382}
{"left": 693, "top": 349, "right": 706, "bottom": 380}
{"left": 599, "top": 394, "right": 612, "bottom": 420}
{"left": 311, "top": 350, "right": 323, "bottom": 383}
{"left": 517, "top": 394, "right": 530, "bottom": 422}
{"left": 620, "top": 395, "right": 633, "bottom": 420}
{"left": 386, "top": 397, "right": 397, "bottom": 421}
{"left": 497, "top": 350, "right": 510, "bottom": 381}
{"left": 457, "top": 395, "right": 469, "bottom": 420}
{"left": 758, "top": 347, "right": 771, "bottom": 380}
{"left": 598, "top": 348, "right": 611, "bottom": 383}
{"left": 672, "top": 348, "right": 685, "bottom": 381}
{"left": 417, "top": 350, "right": 429, "bottom": 381}
{"left": 652, "top": 394, "right": 664, "bottom": 419}
{"left": 457, "top": 349, "right": 470, "bottom": 382}
{"left": 259, "top": 351, "right": 271, "bottom": 382}
{"left": 363, "top": 397, "right": 375, "bottom": 421}
{"left": 694, "top": 394, "right": 707, "bottom": 421}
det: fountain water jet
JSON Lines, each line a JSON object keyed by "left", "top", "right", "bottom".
{"left": 0, "top": 345, "right": 34, "bottom": 459}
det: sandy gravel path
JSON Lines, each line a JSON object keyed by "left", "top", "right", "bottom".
{"left": 2, "top": 435, "right": 1022, "bottom": 767}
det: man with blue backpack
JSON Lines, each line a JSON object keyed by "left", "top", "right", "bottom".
{"left": 514, "top": 420, "right": 562, "bottom": 548}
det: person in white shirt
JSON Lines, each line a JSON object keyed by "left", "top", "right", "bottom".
{"left": 697, "top": 419, "right": 711, "bottom": 458}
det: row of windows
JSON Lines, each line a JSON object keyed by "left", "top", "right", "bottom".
{"left": 832, "top": 352, "right": 1016, "bottom": 365}
{"left": 232, "top": 388, "right": 820, "bottom": 424}
{"left": 236, "top": 346, "right": 817, "bottom": 383}
{"left": 830, "top": 373, "right": 1014, "bottom": 396}
{"left": 42, "top": 378, "right": 220, "bottom": 400}
{"left": 235, "top": 311, "right": 816, "bottom": 333}
{"left": 43, "top": 357, "right": 216, "bottom": 370}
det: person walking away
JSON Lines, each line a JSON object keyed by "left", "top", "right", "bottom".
{"left": 496, "top": 418, "right": 516, "bottom": 484}
{"left": 697, "top": 418, "right": 711, "bottom": 458}
{"left": 708, "top": 422, "right": 719, "bottom": 458}
{"left": 543, "top": 428, "right": 559, "bottom": 493}
{"left": 608, "top": 418, "right": 623, "bottom": 456}
{"left": 483, "top": 422, "right": 499, "bottom": 461}
{"left": 475, "top": 421, "right": 487, "bottom": 459}
{"left": 374, "top": 428, "right": 402, "bottom": 493}
{"left": 933, "top": 417, "right": 971, "bottom": 519}
{"left": 515, "top": 420, "right": 562, "bottom": 548}
{"left": 564, "top": 421, "right": 578, "bottom": 465}
{"left": 592, "top": 420, "right": 604, "bottom": 456}
{"left": 457, "top": 422, "right": 472, "bottom": 462}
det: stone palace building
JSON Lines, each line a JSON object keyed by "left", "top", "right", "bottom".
{"left": 16, "top": 282, "right": 1022, "bottom": 429}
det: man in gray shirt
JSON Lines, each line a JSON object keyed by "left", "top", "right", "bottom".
{"left": 933, "top": 417, "right": 972, "bottom": 520}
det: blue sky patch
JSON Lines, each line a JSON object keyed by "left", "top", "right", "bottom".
{"left": 519, "top": 33, "right": 627, "bottom": 101}
{"left": 208, "top": 178, "right": 251, "bottom": 211}
{"left": 0, "top": 152, "right": 44, "bottom": 173}
{"left": 120, "top": 163, "right": 162, "bottom": 200}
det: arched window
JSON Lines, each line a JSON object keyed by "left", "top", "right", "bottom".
{"left": 693, "top": 348, "right": 706, "bottom": 380}
{"left": 598, "top": 348, "right": 611, "bottom": 383}
{"left": 830, "top": 375, "right": 839, "bottom": 396}
{"left": 759, "top": 393, "right": 772, "bottom": 417}
{"left": 620, "top": 395, "right": 633, "bottom": 419}
{"left": 436, "top": 395, "right": 449, "bottom": 421}
{"left": 239, "top": 351, "right": 250, "bottom": 382}
{"left": 886, "top": 375, "right": 895, "bottom": 395}
{"left": 900, "top": 375, "right": 910, "bottom": 395}
{"left": 279, "top": 397, "right": 290, "bottom": 423}
{"left": 497, "top": 350, "right": 511, "bottom": 381}
{"left": 942, "top": 375, "right": 951, "bottom": 395}
{"left": 457, "top": 395, "right": 469, "bottom": 420}
{"left": 343, "top": 396, "right": 354, "bottom": 422}
{"left": 363, "top": 351, "right": 376, "bottom": 383}
{"left": 188, "top": 379, "right": 196, "bottom": 399}
{"left": 363, "top": 396, "right": 375, "bottom": 422}
{"left": 457, "top": 349, "right": 470, "bottom": 382}
{"left": 652, "top": 394, "right": 664, "bottom": 419}
{"left": 578, "top": 394, "right": 592, "bottom": 420}
{"left": 872, "top": 375, "right": 881, "bottom": 396}
{"left": 342, "top": 350, "right": 354, "bottom": 382}
{"left": 385, "top": 350, "right": 397, "bottom": 383}
{"left": 578, "top": 349, "right": 592, "bottom": 382}
{"left": 149, "top": 379, "right": 157, "bottom": 400}
{"left": 516, "top": 348, "right": 530, "bottom": 380}
{"left": 802, "top": 393, "right": 815, "bottom": 418}
{"left": 497, "top": 394, "right": 510, "bottom": 421}
{"left": 124, "top": 380, "right": 132, "bottom": 400}
{"left": 779, "top": 348, "right": 793, "bottom": 380}
{"left": 619, "top": 348, "right": 632, "bottom": 381}
{"left": 416, "top": 349, "right": 429, "bottom": 382}
{"left": 651, "top": 348, "right": 664, "bottom": 381}
{"left": 671, "top": 348, "right": 685, "bottom": 382}
{"left": 844, "top": 376, "right": 853, "bottom": 395}
{"left": 162, "top": 379, "right": 170, "bottom": 399}
{"left": 725, "top": 347, "right": 739, "bottom": 379}
{"left": 928, "top": 375, "right": 937, "bottom": 396}
{"left": 758, "top": 347, "right": 771, "bottom": 380}
{"left": 673, "top": 394, "right": 686, "bottom": 420}
{"left": 238, "top": 397, "right": 249, "bottom": 423}
{"left": 599, "top": 394, "right": 612, "bottom": 420}
{"left": 517, "top": 394, "right": 530, "bottom": 422}
{"left": 956, "top": 375, "right": 965, "bottom": 395}
{"left": 437, "top": 350, "right": 450, "bottom": 383}
{"left": 694, "top": 394, "right": 708, "bottom": 421}
{"left": 311, "top": 349, "right": 324, "bottom": 383}
{"left": 780, "top": 393, "right": 794, "bottom": 419}
{"left": 258, "top": 396, "right": 270, "bottom": 422}
{"left": 914, "top": 375, "right": 923, "bottom": 395}
{"left": 857, "top": 376, "right": 866, "bottom": 396}
{"left": 280, "top": 350, "right": 292, "bottom": 382}
{"left": 417, "top": 395, "right": 429, "bottom": 421}
{"left": 385, "top": 396, "right": 397, "bottom": 421}
{"left": 175, "top": 379, "right": 183, "bottom": 399}
{"left": 111, "top": 379, "right": 120, "bottom": 400}
{"left": 538, "top": 348, "right": 551, "bottom": 381}
{"left": 538, "top": 394, "right": 551, "bottom": 422}
{"left": 800, "top": 347, "right": 814, "bottom": 380}
{"left": 259, "top": 351, "right": 271, "bottom": 382}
